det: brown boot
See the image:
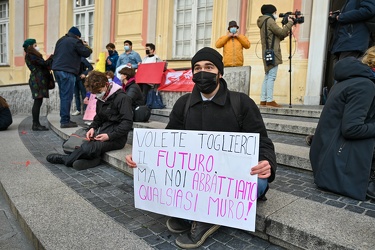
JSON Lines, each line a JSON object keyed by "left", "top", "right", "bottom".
{"left": 260, "top": 101, "right": 266, "bottom": 106}
{"left": 266, "top": 101, "right": 282, "bottom": 108}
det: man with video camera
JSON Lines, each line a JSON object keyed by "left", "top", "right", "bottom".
{"left": 330, "top": 0, "right": 375, "bottom": 62}
{"left": 257, "top": 4, "right": 293, "bottom": 108}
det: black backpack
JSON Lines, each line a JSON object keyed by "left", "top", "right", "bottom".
{"left": 183, "top": 91, "right": 243, "bottom": 129}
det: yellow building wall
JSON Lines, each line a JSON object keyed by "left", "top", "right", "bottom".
{"left": 3, "top": 0, "right": 310, "bottom": 105}
{"left": 114, "top": 1, "right": 144, "bottom": 58}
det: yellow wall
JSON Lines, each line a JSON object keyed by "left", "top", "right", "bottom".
{"left": 3, "top": 0, "right": 311, "bottom": 105}
{"left": 115, "top": 1, "right": 143, "bottom": 58}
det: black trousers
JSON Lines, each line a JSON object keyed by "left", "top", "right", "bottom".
{"left": 62, "top": 138, "right": 126, "bottom": 167}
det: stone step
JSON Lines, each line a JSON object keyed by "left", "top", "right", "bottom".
{"left": 258, "top": 105, "right": 322, "bottom": 118}
{"left": 152, "top": 105, "right": 323, "bottom": 118}
{"left": 150, "top": 108, "right": 318, "bottom": 135}
{"left": 263, "top": 118, "right": 317, "bottom": 135}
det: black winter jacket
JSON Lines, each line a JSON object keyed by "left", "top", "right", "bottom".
{"left": 124, "top": 80, "right": 144, "bottom": 109}
{"left": 166, "top": 78, "right": 277, "bottom": 182}
{"left": 310, "top": 58, "right": 375, "bottom": 200}
{"left": 52, "top": 32, "right": 92, "bottom": 75}
{"left": 89, "top": 89, "right": 133, "bottom": 145}
{"left": 331, "top": 0, "right": 375, "bottom": 54}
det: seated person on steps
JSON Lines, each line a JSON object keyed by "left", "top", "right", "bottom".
{"left": 125, "top": 47, "right": 277, "bottom": 249}
{"left": 46, "top": 71, "right": 133, "bottom": 170}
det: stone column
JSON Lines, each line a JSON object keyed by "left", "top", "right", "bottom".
{"left": 304, "top": 0, "right": 330, "bottom": 105}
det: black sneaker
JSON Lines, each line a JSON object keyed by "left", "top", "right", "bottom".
{"left": 72, "top": 158, "right": 101, "bottom": 170}
{"left": 60, "top": 121, "right": 78, "bottom": 128}
{"left": 175, "top": 221, "right": 220, "bottom": 249}
{"left": 46, "top": 153, "right": 65, "bottom": 164}
{"left": 166, "top": 217, "right": 191, "bottom": 233}
{"left": 305, "top": 135, "right": 314, "bottom": 146}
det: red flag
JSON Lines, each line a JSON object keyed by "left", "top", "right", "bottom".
{"left": 135, "top": 62, "right": 166, "bottom": 84}
{"left": 158, "top": 69, "right": 194, "bottom": 92}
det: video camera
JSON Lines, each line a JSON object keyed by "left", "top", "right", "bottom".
{"left": 279, "top": 10, "right": 304, "bottom": 26}
{"left": 328, "top": 10, "right": 340, "bottom": 24}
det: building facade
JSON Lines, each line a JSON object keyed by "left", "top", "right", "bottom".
{"left": 2, "top": 0, "right": 331, "bottom": 105}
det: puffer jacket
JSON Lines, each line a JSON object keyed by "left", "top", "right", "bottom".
{"left": 257, "top": 15, "right": 293, "bottom": 73}
{"left": 89, "top": 87, "right": 133, "bottom": 142}
{"left": 215, "top": 34, "right": 250, "bottom": 67}
{"left": 123, "top": 79, "right": 144, "bottom": 109}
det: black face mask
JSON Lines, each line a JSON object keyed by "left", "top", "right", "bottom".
{"left": 192, "top": 71, "right": 218, "bottom": 94}
{"left": 145, "top": 49, "right": 150, "bottom": 55}
{"left": 108, "top": 50, "right": 114, "bottom": 56}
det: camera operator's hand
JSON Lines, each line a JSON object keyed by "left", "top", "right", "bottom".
{"left": 288, "top": 16, "right": 294, "bottom": 23}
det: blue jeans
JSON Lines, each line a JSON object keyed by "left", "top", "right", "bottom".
{"left": 261, "top": 66, "right": 278, "bottom": 102}
{"left": 54, "top": 71, "right": 76, "bottom": 124}
{"left": 74, "top": 78, "right": 87, "bottom": 112}
{"left": 258, "top": 178, "right": 269, "bottom": 198}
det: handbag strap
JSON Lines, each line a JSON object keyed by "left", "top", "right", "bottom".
{"left": 263, "top": 17, "right": 276, "bottom": 50}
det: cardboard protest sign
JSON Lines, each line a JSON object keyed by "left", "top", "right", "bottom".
{"left": 132, "top": 128, "right": 259, "bottom": 231}
{"left": 83, "top": 94, "right": 97, "bottom": 121}
{"left": 135, "top": 62, "right": 166, "bottom": 84}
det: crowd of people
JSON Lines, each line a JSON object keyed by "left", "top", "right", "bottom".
{"left": 2, "top": 1, "right": 374, "bottom": 249}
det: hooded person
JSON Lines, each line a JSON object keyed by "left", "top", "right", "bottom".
{"left": 257, "top": 4, "right": 293, "bottom": 107}
{"left": 310, "top": 48, "right": 375, "bottom": 201}
{"left": 215, "top": 20, "right": 250, "bottom": 67}
{"left": 125, "top": 47, "right": 277, "bottom": 249}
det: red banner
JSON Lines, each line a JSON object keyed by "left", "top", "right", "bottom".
{"left": 135, "top": 62, "right": 166, "bottom": 84}
{"left": 158, "top": 69, "right": 194, "bottom": 92}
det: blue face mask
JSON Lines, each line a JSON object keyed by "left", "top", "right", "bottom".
{"left": 124, "top": 45, "right": 130, "bottom": 51}
{"left": 229, "top": 27, "right": 237, "bottom": 34}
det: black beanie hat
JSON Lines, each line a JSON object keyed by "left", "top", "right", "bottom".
{"left": 191, "top": 47, "right": 224, "bottom": 75}
{"left": 261, "top": 4, "right": 277, "bottom": 15}
{"left": 68, "top": 26, "right": 81, "bottom": 38}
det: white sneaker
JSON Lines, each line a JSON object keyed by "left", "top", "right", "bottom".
{"left": 72, "top": 110, "right": 81, "bottom": 116}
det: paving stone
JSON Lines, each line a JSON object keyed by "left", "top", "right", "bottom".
{"left": 325, "top": 200, "right": 346, "bottom": 208}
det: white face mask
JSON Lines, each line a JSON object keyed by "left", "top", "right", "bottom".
{"left": 273, "top": 14, "right": 278, "bottom": 20}
{"left": 35, "top": 46, "right": 40, "bottom": 51}
{"left": 96, "top": 91, "right": 106, "bottom": 101}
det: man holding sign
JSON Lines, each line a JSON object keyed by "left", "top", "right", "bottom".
{"left": 126, "top": 47, "right": 277, "bottom": 249}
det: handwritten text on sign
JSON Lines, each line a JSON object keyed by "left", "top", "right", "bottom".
{"left": 133, "top": 128, "right": 259, "bottom": 231}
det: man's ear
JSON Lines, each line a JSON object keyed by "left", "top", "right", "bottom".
{"left": 218, "top": 73, "right": 223, "bottom": 78}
